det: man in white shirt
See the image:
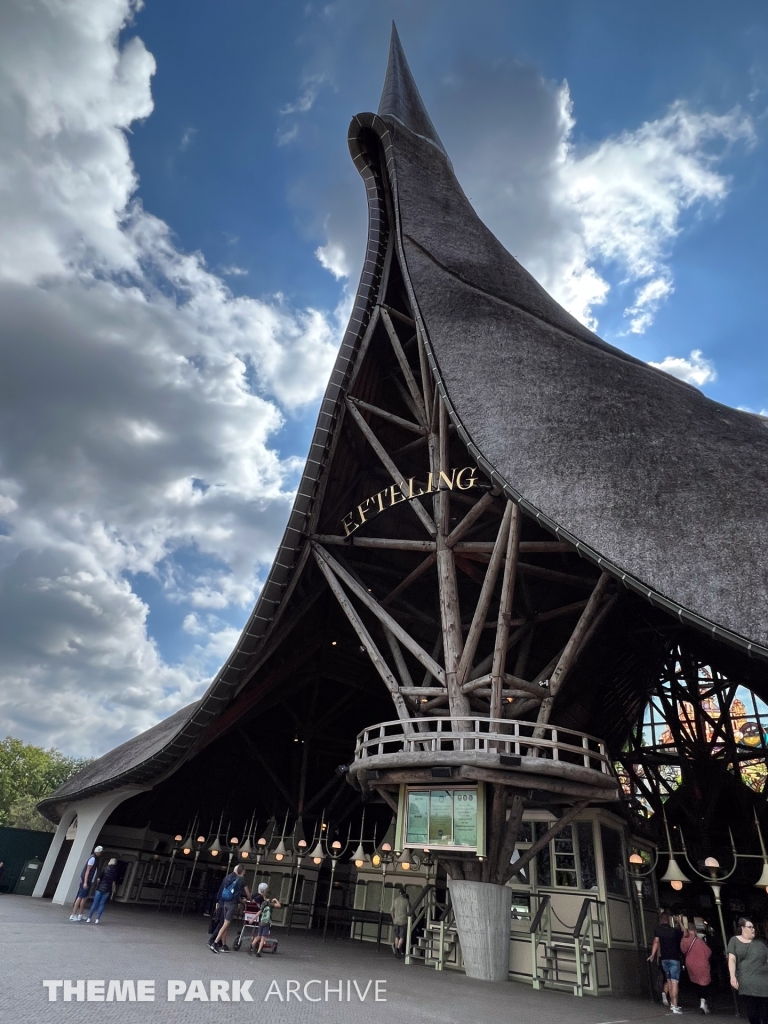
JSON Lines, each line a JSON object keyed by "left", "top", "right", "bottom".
{"left": 69, "top": 845, "right": 103, "bottom": 921}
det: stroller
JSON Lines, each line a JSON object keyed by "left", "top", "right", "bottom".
{"left": 232, "top": 900, "right": 278, "bottom": 953}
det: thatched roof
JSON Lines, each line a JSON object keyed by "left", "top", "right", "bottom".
{"left": 40, "top": 25, "right": 768, "bottom": 820}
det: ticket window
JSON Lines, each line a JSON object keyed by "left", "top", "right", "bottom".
{"left": 514, "top": 821, "right": 598, "bottom": 892}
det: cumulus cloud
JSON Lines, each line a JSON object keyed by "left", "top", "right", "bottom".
{"left": 0, "top": 0, "right": 340, "bottom": 754}
{"left": 315, "top": 57, "right": 753, "bottom": 336}
{"left": 649, "top": 349, "right": 718, "bottom": 386}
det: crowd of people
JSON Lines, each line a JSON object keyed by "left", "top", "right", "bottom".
{"left": 649, "top": 911, "right": 768, "bottom": 1022}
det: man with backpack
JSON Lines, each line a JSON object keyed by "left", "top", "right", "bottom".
{"left": 249, "top": 882, "right": 281, "bottom": 957}
{"left": 209, "top": 863, "right": 250, "bottom": 953}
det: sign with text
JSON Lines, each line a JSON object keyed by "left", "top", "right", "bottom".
{"left": 341, "top": 466, "right": 480, "bottom": 537}
{"left": 400, "top": 785, "right": 483, "bottom": 854}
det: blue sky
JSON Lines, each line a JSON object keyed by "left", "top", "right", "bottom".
{"left": 1, "top": 0, "right": 767, "bottom": 754}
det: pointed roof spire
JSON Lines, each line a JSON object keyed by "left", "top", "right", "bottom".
{"left": 378, "top": 23, "right": 446, "bottom": 156}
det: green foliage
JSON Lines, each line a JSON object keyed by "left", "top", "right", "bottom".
{"left": 4, "top": 792, "right": 56, "bottom": 833}
{"left": 0, "top": 737, "right": 91, "bottom": 828}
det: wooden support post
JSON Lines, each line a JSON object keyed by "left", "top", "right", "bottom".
{"left": 435, "top": 399, "right": 470, "bottom": 719}
{"left": 344, "top": 398, "right": 436, "bottom": 536}
{"left": 534, "top": 572, "right": 612, "bottom": 734}
{"left": 456, "top": 501, "right": 513, "bottom": 688}
{"left": 469, "top": 624, "right": 529, "bottom": 682}
{"left": 311, "top": 548, "right": 413, "bottom": 723}
{"left": 490, "top": 503, "right": 521, "bottom": 719}
{"left": 484, "top": 784, "right": 508, "bottom": 883}
{"left": 492, "top": 791, "right": 525, "bottom": 885}
{"left": 313, "top": 542, "right": 445, "bottom": 684}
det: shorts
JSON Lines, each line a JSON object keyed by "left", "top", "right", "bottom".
{"left": 392, "top": 924, "right": 407, "bottom": 941}
{"left": 661, "top": 959, "right": 682, "bottom": 982}
{"left": 76, "top": 886, "right": 90, "bottom": 900}
{"left": 220, "top": 902, "right": 238, "bottom": 922}
{"left": 257, "top": 924, "right": 271, "bottom": 937}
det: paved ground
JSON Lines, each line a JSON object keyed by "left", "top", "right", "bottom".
{"left": 0, "top": 896, "right": 737, "bottom": 1024}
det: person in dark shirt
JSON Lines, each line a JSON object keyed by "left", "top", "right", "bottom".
{"left": 209, "top": 863, "right": 250, "bottom": 953}
{"left": 86, "top": 858, "right": 119, "bottom": 924}
{"left": 649, "top": 913, "right": 683, "bottom": 1013}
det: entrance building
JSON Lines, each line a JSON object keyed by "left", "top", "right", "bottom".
{"left": 32, "top": 25, "right": 768, "bottom": 994}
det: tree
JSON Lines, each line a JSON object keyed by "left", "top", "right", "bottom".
{"left": 0, "top": 737, "right": 91, "bottom": 829}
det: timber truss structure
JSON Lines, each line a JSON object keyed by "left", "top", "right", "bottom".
{"left": 299, "top": 242, "right": 621, "bottom": 880}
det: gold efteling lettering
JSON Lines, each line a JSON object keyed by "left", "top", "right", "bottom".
{"left": 341, "top": 466, "right": 479, "bottom": 537}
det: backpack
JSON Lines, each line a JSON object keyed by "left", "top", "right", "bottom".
{"left": 260, "top": 902, "right": 272, "bottom": 926}
{"left": 219, "top": 876, "right": 241, "bottom": 902}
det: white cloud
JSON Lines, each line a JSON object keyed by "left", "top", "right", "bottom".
{"left": 280, "top": 73, "right": 328, "bottom": 116}
{"left": 220, "top": 264, "right": 248, "bottom": 276}
{"left": 649, "top": 349, "right": 717, "bottom": 387}
{"left": 315, "top": 239, "right": 350, "bottom": 279}
{"left": 0, "top": 0, "right": 341, "bottom": 754}
{"left": 315, "top": 60, "right": 753, "bottom": 336}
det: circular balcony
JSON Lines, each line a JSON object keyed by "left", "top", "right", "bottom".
{"left": 351, "top": 717, "right": 619, "bottom": 800}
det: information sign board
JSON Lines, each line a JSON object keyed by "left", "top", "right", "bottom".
{"left": 400, "top": 784, "right": 484, "bottom": 854}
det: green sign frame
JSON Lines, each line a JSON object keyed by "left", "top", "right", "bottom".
{"left": 395, "top": 784, "right": 486, "bottom": 856}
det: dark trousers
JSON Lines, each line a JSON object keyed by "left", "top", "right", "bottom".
{"left": 695, "top": 984, "right": 709, "bottom": 1002}
{"left": 742, "top": 995, "right": 768, "bottom": 1024}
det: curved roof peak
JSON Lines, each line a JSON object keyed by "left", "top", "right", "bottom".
{"left": 378, "top": 23, "right": 447, "bottom": 156}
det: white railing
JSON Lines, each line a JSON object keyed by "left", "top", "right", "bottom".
{"left": 353, "top": 716, "right": 614, "bottom": 778}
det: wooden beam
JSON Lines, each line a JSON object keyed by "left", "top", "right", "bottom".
{"left": 504, "top": 802, "right": 589, "bottom": 883}
{"left": 344, "top": 398, "right": 436, "bottom": 537}
{"left": 384, "top": 628, "right": 415, "bottom": 689}
{"left": 347, "top": 396, "right": 426, "bottom": 436}
{"left": 313, "top": 542, "right": 445, "bottom": 685}
{"left": 492, "top": 791, "right": 525, "bottom": 885}
{"left": 380, "top": 303, "right": 415, "bottom": 328}
{"left": 491, "top": 502, "right": 521, "bottom": 718}
{"left": 469, "top": 623, "right": 530, "bottom": 681}
{"left": 380, "top": 306, "right": 427, "bottom": 425}
{"left": 415, "top": 326, "right": 433, "bottom": 416}
{"left": 312, "top": 535, "right": 435, "bottom": 552}
{"left": 311, "top": 548, "right": 413, "bottom": 722}
{"left": 381, "top": 553, "right": 436, "bottom": 607}
{"left": 457, "top": 501, "right": 513, "bottom": 687}
{"left": 534, "top": 572, "right": 612, "bottom": 733}
{"left": 445, "top": 491, "right": 497, "bottom": 547}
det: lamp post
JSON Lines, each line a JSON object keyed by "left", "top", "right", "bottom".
{"left": 287, "top": 819, "right": 309, "bottom": 934}
{"left": 322, "top": 825, "right": 351, "bottom": 942}
{"left": 372, "top": 823, "right": 396, "bottom": 951}
{"left": 628, "top": 851, "right": 658, "bottom": 1002}
{"left": 181, "top": 828, "right": 206, "bottom": 915}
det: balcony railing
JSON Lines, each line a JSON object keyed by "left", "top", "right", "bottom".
{"left": 353, "top": 716, "right": 615, "bottom": 782}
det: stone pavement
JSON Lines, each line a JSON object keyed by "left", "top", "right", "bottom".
{"left": 0, "top": 896, "right": 735, "bottom": 1024}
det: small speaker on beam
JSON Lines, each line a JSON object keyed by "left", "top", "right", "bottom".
{"left": 430, "top": 767, "right": 452, "bottom": 778}
{"left": 499, "top": 755, "right": 522, "bottom": 767}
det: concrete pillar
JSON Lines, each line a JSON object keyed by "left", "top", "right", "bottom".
{"left": 34, "top": 788, "right": 144, "bottom": 905}
{"left": 32, "top": 806, "right": 78, "bottom": 898}
{"left": 448, "top": 878, "right": 513, "bottom": 982}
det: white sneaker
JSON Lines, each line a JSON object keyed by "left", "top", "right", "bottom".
{"left": 86, "top": 918, "right": 92, "bottom": 923}
{"left": 75, "top": 915, "right": 82, "bottom": 921}
{"left": 69, "top": 914, "right": 76, "bottom": 921}
{"left": 672, "top": 1007, "right": 683, "bottom": 1014}
{"left": 92, "top": 919, "right": 99, "bottom": 924}
{"left": 700, "top": 1002, "right": 710, "bottom": 1015}
{"left": 662, "top": 993, "right": 669, "bottom": 1007}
